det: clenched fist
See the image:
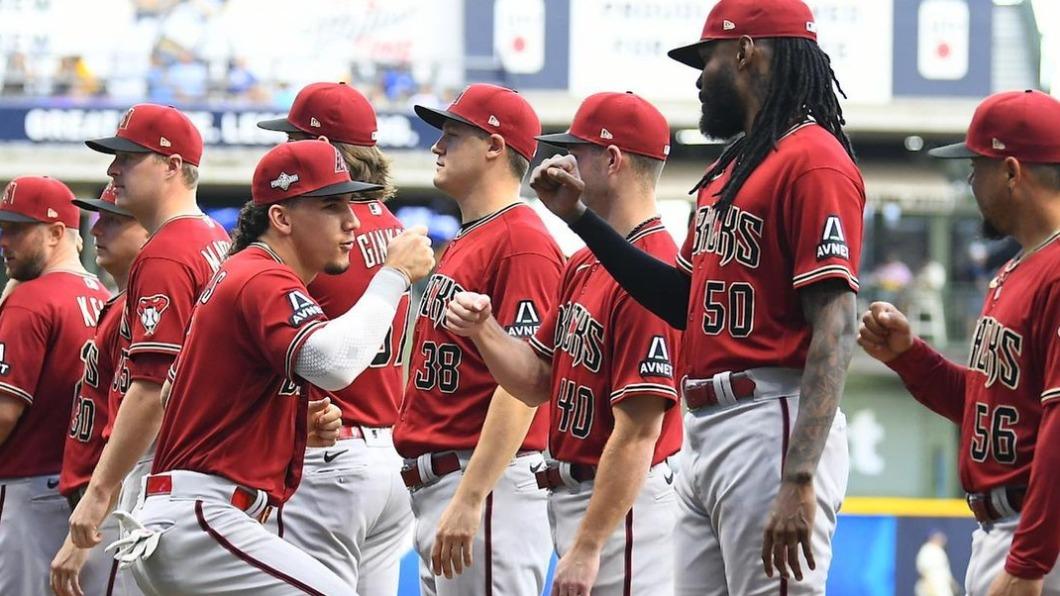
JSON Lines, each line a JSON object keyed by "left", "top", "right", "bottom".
{"left": 857, "top": 301, "right": 915, "bottom": 363}
{"left": 529, "top": 155, "right": 587, "bottom": 224}
{"left": 385, "top": 225, "right": 435, "bottom": 283}
{"left": 444, "top": 292, "right": 493, "bottom": 338}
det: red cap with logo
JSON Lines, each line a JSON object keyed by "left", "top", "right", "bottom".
{"left": 252, "top": 140, "right": 383, "bottom": 205}
{"left": 669, "top": 0, "right": 818, "bottom": 69}
{"left": 86, "top": 103, "right": 204, "bottom": 166}
{"left": 72, "top": 182, "right": 133, "bottom": 217}
{"left": 0, "top": 176, "right": 80, "bottom": 228}
{"left": 414, "top": 83, "right": 541, "bottom": 161}
{"left": 537, "top": 92, "right": 671, "bottom": 161}
{"left": 257, "top": 82, "right": 379, "bottom": 146}
{"left": 929, "top": 90, "right": 1060, "bottom": 164}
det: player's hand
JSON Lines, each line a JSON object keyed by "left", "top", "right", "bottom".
{"left": 987, "top": 571, "right": 1044, "bottom": 596}
{"left": 384, "top": 225, "right": 435, "bottom": 283}
{"left": 431, "top": 496, "right": 483, "bottom": 578}
{"left": 857, "top": 301, "right": 915, "bottom": 363}
{"left": 50, "top": 534, "right": 89, "bottom": 596}
{"left": 445, "top": 292, "right": 493, "bottom": 338}
{"left": 762, "top": 480, "right": 816, "bottom": 582}
{"left": 306, "top": 397, "right": 342, "bottom": 448}
{"left": 69, "top": 487, "right": 111, "bottom": 548}
{"left": 530, "top": 155, "right": 587, "bottom": 224}
{"left": 551, "top": 545, "right": 601, "bottom": 596}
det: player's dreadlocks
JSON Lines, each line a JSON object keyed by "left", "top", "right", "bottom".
{"left": 693, "top": 38, "right": 855, "bottom": 213}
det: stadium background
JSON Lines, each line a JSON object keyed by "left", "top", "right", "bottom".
{"left": 0, "top": 0, "right": 1056, "bottom": 593}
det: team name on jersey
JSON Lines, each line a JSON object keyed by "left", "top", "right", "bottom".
{"left": 357, "top": 227, "right": 402, "bottom": 268}
{"left": 690, "top": 204, "right": 763, "bottom": 268}
{"left": 418, "top": 274, "right": 465, "bottom": 328}
{"left": 968, "top": 316, "right": 1023, "bottom": 390}
{"left": 553, "top": 302, "right": 604, "bottom": 373}
{"left": 76, "top": 295, "right": 106, "bottom": 328}
{"left": 201, "top": 239, "right": 233, "bottom": 273}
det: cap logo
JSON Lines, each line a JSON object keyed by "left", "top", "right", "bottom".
{"left": 334, "top": 146, "right": 348, "bottom": 173}
{"left": 47, "top": 208, "right": 58, "bottom": 218}
{"left": 2, "top": 182, "right": 15, "bottom": 205}
{"left": 270, "top": 172, "right": 300, "bottom": 191}
{"left": 159, "top": 136, "right": 171, "bottom": 148}
{"left": 992, "top": 138, "right": 1006, "bottom": 150}
{"left": 371, "top": 130, "right": 379, "bottom": 140}
{"left": 600, "top": 128, "right": 614, "bottom": 140}
{"left": 806, "top": 21, "right": 817, "bottom": 33}
{"left": 118, "top": 108, "right": 134, "bottom": 130}
{"left": 723, "top": 20, "right": 736, "bottom": 30}
{"left": 663, "top": 145, "right": 671, "bottom": 155}
{"left": 487, "top": 115, "right": 501, "bottom": 127}
{"left": 310, "top": 117, "right": 321, "bottom": 128}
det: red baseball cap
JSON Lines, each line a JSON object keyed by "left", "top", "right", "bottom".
{"left": 929, "top": 90, "right": 1060, "bottom": 164}
{"left": 0, "top": 176, "right": 80, "bottom": 228}
{"left": 414, "top": 84, "right": 541, "bottom": 161}
{"left": 537, "top": 92, "right": 671, "bottom": 161}
{"left": 252, "top": 140, "right": 383, "bottom": 205}
{"left": 257, "top": 82, "right": 379, "bottom": 146}
{"left": 86, "top": 103, "right": 204, "bottom": 166}
{"left": 669, "top": 0, "right": 818, "bottom": 69}
{"left": 72, "top": 183, "right": 133, "bottom": 217}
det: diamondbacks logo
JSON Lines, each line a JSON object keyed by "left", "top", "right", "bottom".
{"left": 418, "top": 274, "right": 466, "bottom": 328}
{"left": 333, "top": 146, "right": 348, "bottom": 173}
{"left": 968, "top": 316, "right": 1023, "bottom": 390}
{"left": 816, "top": 215, "right": 849, "bottom": 260}
{"left": 553, "top": 302, "right": 604, "bottom": 372}
{"left": 137, "top": 294, "right": 171, "bottom": 336}
{"left": 2, "top": 181, "right": 15, "bottom": 206}
{"left": 287, "top": 290, "right": 323, "bottom": 327}
{"left": 506, "top": 300, "right": 541, "bottom": 337}
{"left": 690, "top": 204, "right": 763, "bottom": 268}
{"left": 118, "top": 107, "right": 135, "bottom": 129}
{"left": 638, "top": 336, "right": 673, "bottom": 378}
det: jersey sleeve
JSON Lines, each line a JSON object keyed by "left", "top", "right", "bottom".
{"left": 529, "top": 305, "right": 558, "bottom": 360}
{"left": 490, "top": 252, "right": 563, "bottom": 342}
{"left": 607, "top": 294, "right": 680, "bottom": 405}
{"left": 1036, "top": 281, "right": 1060, "bottom": 406}
{"left": 127, "top": 257, "right": 198, "bottom": 368}
{"left": 239, "top": 269, "right": 328, "bottom": 380}
{"left": 785, "top": 167, "right": 865, "bottom": 292}
{"left": 886, "top": 339, "right": 966, "bottom": 424}
{"left": 0, "top": 306, "right": 50, "bottom": 404}
{"left": 677, "top": 208, "right": 696, "bottom": 275}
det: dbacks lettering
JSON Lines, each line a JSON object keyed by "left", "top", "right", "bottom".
{"left": 553, "top": 302, "right": 604, "bottom": 373}
{"left": 357, "top": 227, "right": 402, "bottom": 269}
{"left": 418, "top": 274, "right": 465, "bottom": 328}
{"left": 690, "top": 204, "right": 763, "bottom": 268}
{"left": 968, "top": 317, "right": 1023, "bottom": 390}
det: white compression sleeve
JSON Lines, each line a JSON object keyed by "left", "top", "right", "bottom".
{"left": 294, "top": 266, "right": 410, "bottom": 391}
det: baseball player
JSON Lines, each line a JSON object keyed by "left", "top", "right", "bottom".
{"left": 109, "top": 139, "right": 433, "bottom": 595}
{"left": 70, "top": 104, "right": 233, "bottom": 552}
{"left": 393, "top": 83, "right": 563, "bottom": 595}
{"left": 257, "top": 82, "right": 414, "bottom": 594}
{"left": 533, "top": 1, "right": 864, "bottom": 593}
{"left": 445, "top": 92, "right": 683, "bottom": 596}
{"left": 0, "top": 176, "right": 112, "bottom": 596}
{"left": 860, "top": 90, "right": 1060, "bottom": 596}
{"left": 51, "top": 183, "right": 148, "bottom": 596}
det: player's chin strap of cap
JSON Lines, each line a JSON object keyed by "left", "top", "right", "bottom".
{"left": 105, "top": 511, "right": 164, "bottom": 568}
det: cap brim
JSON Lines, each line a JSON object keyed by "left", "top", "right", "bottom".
{"left": 668, "top": 41, "right": 708, "bottom": 69}
{"left": 85, "top": 136, "right": 152, "bottom": 155}
{"left": 0, "top": 210, "right": 45, "bottom": 224}
{"left": 414, "top": 105, "right": 478, "bottom": 131}
{"left": 536, "top": 132, "right": 594, "bottom": 148}
{"left": 927, "top": 142, "right": 980, "bottom": 159}
{"left": 72, "top": 198, "right": 133, "bottom": 216}
{"left": 302, "top": 179, "right": 384, "bottom": 197}
{"left": 257, "top": 117, "right": 303, "bottom": 134}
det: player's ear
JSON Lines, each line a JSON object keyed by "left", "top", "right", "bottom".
{"left": 1003, "top": 157, "right": 1022, "bottom": 188}
{"left": 266, "top": 203, "right": 295, "bottom": 236}
{"left": 605, "top": 145, "right": 622, "bottom": 175}
{"left": 485, "top": 133, "right": 507, "bottom": 162}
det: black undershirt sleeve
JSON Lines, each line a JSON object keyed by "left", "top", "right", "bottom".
{"left": 568, "top": 209, "right": 691, "bottom": 330}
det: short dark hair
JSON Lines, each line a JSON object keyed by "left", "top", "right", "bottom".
{"left": 582, "top": 144, "right": 664, "bottom": 186}
{"left": 507, "top": 150, "right": 530, "bottom": 181}
{"left": 1028, "top": 163, "right": 1060, "bottom": 191}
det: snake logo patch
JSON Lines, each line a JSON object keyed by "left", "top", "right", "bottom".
{"left": 137, "top": 294, "right": 171, "bottom": 336}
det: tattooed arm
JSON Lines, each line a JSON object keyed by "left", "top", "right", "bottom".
{"left": 761, "top": 279, "right": 856, "bottom": 582}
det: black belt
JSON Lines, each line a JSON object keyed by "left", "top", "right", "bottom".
{"left": 966, "top": 485, "right": 1026, "bottom": 523}
{"left": 66, "top": 486, "right": 87, "bottom": 511}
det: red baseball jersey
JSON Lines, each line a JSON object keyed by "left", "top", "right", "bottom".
{"left": 60, "top": 292, "right": 125, "bottom": 495}
{"left": 112, "top": 215, "right": 230, "bottom": 415}
{"left": 394, "top": 203, "right": 564, "bottom": 458}
{"left": 306, "top": 200, "right": 409, "bottom": 427}
{"left": 890, "top": 236, "right": 1060, "bottom": 578}
{"left": 677, "top": 123, "right": 865, "bottom": 380}
{"left": 0, "top": 272, "right": 110, "bottom": 479}
{"left": 153, "top": 243, "right": 327, "bottom": 504}
{"left": 529, "top": 219, "right": 682, "bottom": 466}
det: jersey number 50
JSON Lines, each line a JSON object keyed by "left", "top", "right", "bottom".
{"left": 702, "top": 281, "right": 755, "bottom": 337}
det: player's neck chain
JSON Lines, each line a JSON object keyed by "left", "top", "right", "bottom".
{"left": 988, "top": 229, "right": 1060, "bottom": 300}
{"left": 624, "top": 216, "right": 661, "bottom": 241}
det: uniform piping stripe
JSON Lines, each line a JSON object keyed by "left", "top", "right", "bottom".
{"left": 106, "top": 559, "right": 118, "bottom": 595}
{"left": 626, "top": 223, "right": 667, "bottom": 245}
{"left": 285, "top": 320, "right": 326, "bottom": 380}
{"left": 0, "top": 485, "right": 5, "bottom": 524}
{"left": 128, "top": 342, "right": 183, "bottom": 355}
{"left": 610, "top": 383, "right": 679, "bottom": 402}
{"left": 623, "top": 508, "right": 633, "bottom": 596}
{"left": 528, "top": 336, "right": 554, "bottom": 358}
{"left": 676, "top": 254, "right": 694, "bottom": 274}
{"left": 484, "top": 493, "right": 494, "bottom": 595}
{"left": 779, "top": 398, "right": 792, "bottom": 596}
{"left": 276, "top": 505, "right": 285, "bottom": 538}
{"left": 194, "top": 500, "right": 326, "bottom": 596}
{"left": 455, "top": 203, "right": 523, "bottom": 239}
{"left": 0, "top": 381, "right": 33, "bottom": 404}
{"left": 1041, "top": 388, "right": 1060, "bottom": 404}
{"left": 792, "top": 265, "right": 860, "bottom": 290}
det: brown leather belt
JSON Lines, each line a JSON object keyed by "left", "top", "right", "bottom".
{"left": 966, "top": 486, "right": 1026, "bottom": 523}
{"left": 535, "top": 463, "right": 596, "bottom": 490}
{"left": 401, "top": 452, "right": 463, "bottom": 489}
{"left": 145, "top": 474, "right": 273, "bottom": 524}
{"left": 684, "top": 372, "right": 757, "bottom": 410}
